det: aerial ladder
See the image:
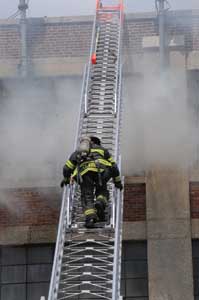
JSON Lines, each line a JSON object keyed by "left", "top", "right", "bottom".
{"left": 48, "top": 1, "right": 124, "bottom": 299}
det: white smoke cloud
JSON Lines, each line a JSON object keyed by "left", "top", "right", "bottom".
{"left": 0, "top": 78, "right": 81, "bottom": 188}
{"left": 0, "top": 72, "right": 195, "bottom": 183}
{"left": 121, "top": 69, "right": 196, "bottom": 175}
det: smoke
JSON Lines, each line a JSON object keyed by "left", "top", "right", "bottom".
{"left": 0, "top": 78, "right": 81, "bottom": 188}
{"left": 1, "top": 73, "right": 195, "bottom": 185}
{"left": 121, "top": 69, "right": 196, "bottom": 175}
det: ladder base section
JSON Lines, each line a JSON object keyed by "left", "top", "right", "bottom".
{"left": 57, "top": 229, "right": 115, "bottom": 300}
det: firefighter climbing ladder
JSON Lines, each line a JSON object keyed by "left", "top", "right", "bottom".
{"left": 48, "top": 1, "right": 124, "bottom": 299}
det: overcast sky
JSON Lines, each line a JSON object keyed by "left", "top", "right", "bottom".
{"left": 0, "top": 0, "right": 199, "bottom": 19}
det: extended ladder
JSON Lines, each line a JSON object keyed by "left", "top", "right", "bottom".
{"left": 48, "top": 1, "right": 124, "bottom": 299}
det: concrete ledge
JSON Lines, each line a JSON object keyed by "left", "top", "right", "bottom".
{"left": 0, "top": 51, "right": 197, "bottom": 79}
{"left": 0, "top": 222, "right": 147, "bottom": 244}
{"left": 32, "top": 57, "right": 87, "bottom": 77}
{"left": 29, "top": 225, "right": 57, "bottom": 244}
{"left": 124, "top": 176, "right": 146, "bottom": 184}
{"left": 0, "top": 226, "right": 30, "bottom": 245}
{"left": 1, "top": 219, "right": 197, "bottom": 244}
{"left": 123, "top": 221, "right": 146, "bottom": 240}
{"left": 0, "top": 59, "right": 20, "bottom": 78}
{"left": 0, "top": 57, "right": 88, "bottom": 78}
{"left": 0, "top": 225, "right": 57, "bottom": 245}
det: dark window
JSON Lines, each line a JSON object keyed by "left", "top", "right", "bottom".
{"left": 122, "top": 241, "right": 149, "bottom": 300}
{"left": 192, "top": 240, "right": 199, "bottom": 299}
{"left": 27, "top": 265, "right": 52, "bottom": 283}
{"left": 1, "top": 284, "right": 26, "bottom": 300}
{"left": 27, "top": 283, "right": 50, "bottom": 300}
{"left": 1, "top": 266, "right": 26, "bottom": 284}
{"left": 0, "top": 244, "right": 54, "bottom": 300}
{"left": 1, "top": 247, "right": 26, "bottom": 266}
{"left": 0, "top": 241, "right": 148, "bottom": 300}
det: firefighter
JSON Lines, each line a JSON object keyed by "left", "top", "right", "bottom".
{"left": 60, "top": 136, "right": 123, "bottom": 228}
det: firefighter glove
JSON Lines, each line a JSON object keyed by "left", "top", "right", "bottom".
{"left": 114, "top": 181, "right": 123, "bottom": 191}
{"left": 60, "top": 178, "right": 69, "bottom": 188}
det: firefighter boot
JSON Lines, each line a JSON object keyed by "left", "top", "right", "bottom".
{"left": 84, "top": 208, "right": 97, "bottom": 229}
{"left": 95, "top": 195, "right": 107, "bottom": 222}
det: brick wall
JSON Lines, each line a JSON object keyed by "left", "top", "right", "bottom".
{"left": 27, "top": 21, "right": 92, "bottom": 58}
{"left": 0, "top": 182, "right": 146, "bottom": 228}
{"left": 0, "top": 24, "right": 21, "bottom": 59}
{"left": 124, "top": 14, "right": 194, "bottom": 54}
{"left": 193, "top": 15, "right": 199, "bottom": 51}
{"left": 167, "top": 13, "right": 193, "bottom": 52}
{"left": 190, "top": 182, "right": 199, "bottom": 218}
{"left": 123, "top": 182, "right": 146, "bottom": 222}
{"left": 0, "top": 11, "right": 199, "bottom": 61}
{"left": 0, "top": 187, "right": 61, "bottom": 227}
{"left": 124, "top": 18, "right": 158, "bottom": 53}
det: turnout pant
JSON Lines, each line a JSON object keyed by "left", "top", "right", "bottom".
{"left": 80, "top": 170, "right": 111, "bottom": 218}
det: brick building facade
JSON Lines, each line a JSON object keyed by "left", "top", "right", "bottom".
{"left": 0, "top": 9, "right": 199, "bottom": 300}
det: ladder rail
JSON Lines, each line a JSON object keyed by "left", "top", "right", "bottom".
{"left": 111, "top": 72, "right": 122, "bottom": 227}
{"left": 111, "top": 15, "right": 123, "bottom": 227}
{"left": 112, "top": 4, "right": 124, "bottom": 297}
{"left": 48, "top": 186, "right": 70, "bottom": 300}
{"left": 75, "top": 64, "right": 88, "bottom": 149}
{"left": 84, "top": 12, "right": 97, "bottom": 115}
{"left": 114, "top": 5, "right": 123, "bottom": 116}
{"left": 112, "top": 162, "right": 124, "bottom": 300}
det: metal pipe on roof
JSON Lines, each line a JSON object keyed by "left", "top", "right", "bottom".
{"left": 156, "top": 0, "right": 169, "bottom": 71}
{"left": 18, "top": 0, "right": 29, "bottom": 77}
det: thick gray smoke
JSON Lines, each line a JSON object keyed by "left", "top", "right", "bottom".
{"left": 0, "top": 72, "right": 196, "bottom": 185}
{"left": 0, "top": 78, "right": 81, "bottom": 188}
{"left": 121, "top": 69, "right": 195, "bottom": 175}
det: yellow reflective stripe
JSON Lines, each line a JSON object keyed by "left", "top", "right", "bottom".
{"left": 98, "top": 158, "right": 112, "bottom": 167}
{"left": 96, "top": 195, "right": 107, "bottom": 203}
{"left": 81, "top": 168, "right": 104, "bottom": 176}
{"left": 72, "top": 166, "right": 104, "bottom": 177}
{"left": 72, "top": 168, "right": 78, "bottom": 177}
{"left": 86, "top": 162, "right": 96, "bottom": 168}
{"left": 81, "top": 168, "right": 98, "bottom": 175}
{"left": 80, "top": 161, "right": 95, "bottom": 168}
{"left": 114, "top": 176, "right": 121, "bottom": 182}
{"left": 73, "top": 158, "right": 111, "bottom": 177}
{"left": 80, "top": 159, "right": 111, "bottom": 169}
{"left": 65, "top": 160, "right": 75, "bottom": 170}
{"left": 80, "top": 160, "right": 109, "bottom": 168}
{"left": 84, "top": 208, "right": 96, "bottom": 216}
{"left": 108, "top": 156, "right": 115, "bottom": 164}
{"left": 90, "top": 148, "right": 104, "bottom": 156}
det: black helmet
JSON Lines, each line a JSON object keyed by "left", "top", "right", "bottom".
{"left": 90, "top": 136, "right": 101, "bottom": 146}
